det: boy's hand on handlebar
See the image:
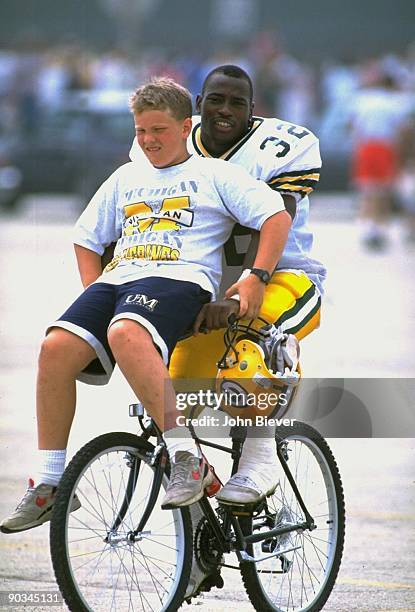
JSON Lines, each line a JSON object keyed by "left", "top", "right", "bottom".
{"left": 225, "top": 275, "right": 265, "bottom": 320}
{"left": 193, "top": 299, "right": 240, "bottom": 335}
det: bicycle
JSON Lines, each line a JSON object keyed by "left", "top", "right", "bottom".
{"left": 50, "top": 318, "right": 345, "bottom": 612}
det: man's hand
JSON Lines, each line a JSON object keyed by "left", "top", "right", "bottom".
{"left": 193, "top": 299, "right": 240, "bottom": 334}
{"left": 225, "top": 274, "right": 266, "bottom": 319}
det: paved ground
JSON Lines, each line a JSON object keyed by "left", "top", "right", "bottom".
{"left": 0, "top": 194, "right": 414, "bottom": 611}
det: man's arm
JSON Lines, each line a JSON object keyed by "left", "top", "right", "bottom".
{"left": 193, "top": 196, "right": 294, "bottom": 333}
{"left": 225, "top": 209, "right": 292, "bottom": 319}
{"left": 74, "top": 244, "right": 103, "bottom": 289}
{"left": 241, "top": 194, "right": 296, "bottom": 269}
{"left": 193, "top": 209, "right": 291, "bottom": 333}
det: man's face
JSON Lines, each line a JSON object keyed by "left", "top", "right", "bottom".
{"left": 134, "top": 109, "right": 192, "bottom": 168}
{"left": 196, "top": 73, "right": 253, "bottom": 155}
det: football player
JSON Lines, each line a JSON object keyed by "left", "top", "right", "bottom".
{"left": 129, "top": 64, "right": 325, "bottom": 497}
{"left": 129, "top": 65, "right": 326, "bottom": 600}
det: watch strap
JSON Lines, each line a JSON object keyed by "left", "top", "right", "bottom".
{"left": 249, "top": 268, "right": 271, "bottom": 284}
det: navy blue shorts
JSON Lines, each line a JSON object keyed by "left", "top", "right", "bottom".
{"left": 50, "top": 278, "right": 211, "bottom": 385}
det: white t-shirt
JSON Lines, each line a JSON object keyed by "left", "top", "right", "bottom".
{"left": 74, "top": 155, "right": 285, "bottom": 299}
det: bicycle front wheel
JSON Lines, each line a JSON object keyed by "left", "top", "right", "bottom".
{"left": 50, "top": 432, "right": 192, "bottom": 612}
{"left": 240, "top": 422, "right": 345, "bottom": 612}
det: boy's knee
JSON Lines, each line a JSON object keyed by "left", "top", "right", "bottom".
{"left": 38, "top": 328, "right": 93, "bottom": 371}
{"left": 108, "top": 319, "right": 151, "bottom": 351}
{"left": 39, "top": 329, "right": 67, "bottom": 363}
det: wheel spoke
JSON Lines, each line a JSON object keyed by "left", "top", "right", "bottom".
{"left": 240, "top": 424, "right": 344, "bottom": 612}
{"left": 51, "top": 435, "right": 191, "bottom": 611}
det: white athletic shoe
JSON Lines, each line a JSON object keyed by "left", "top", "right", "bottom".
{"left": 0, "top": 478, "right": 80, "bottom": 533}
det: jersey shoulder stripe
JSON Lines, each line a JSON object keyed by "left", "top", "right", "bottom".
{"left": 267, "top": 167, "right": 321, "bottom": 198}
{"left": 191, "top": 118, "right": 264, "bottom": 160}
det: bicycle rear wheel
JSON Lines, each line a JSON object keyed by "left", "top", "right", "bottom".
{"left": 50, "top": 432, "right": 192, "bottom": 612}
{"left": 240, "top": 422, "right": 345, "bottom": 611}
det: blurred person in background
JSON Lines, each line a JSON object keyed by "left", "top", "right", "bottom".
{"left": 349, "top": 67, "right": 413, "bottom": 250}
{"left": 320, "top": 56, "right": 359, "bottom": 108}
{"left": 89, "top": 48, "right": 138, "bottom": 91}
{"left": 11, "top": 37, "right": 43, "bottom": 134}
{"left": 395, "top": 106, "right": 415, "bottom": 242}
{"left": 249, "top": 30, "right": 317, "bottom": 126}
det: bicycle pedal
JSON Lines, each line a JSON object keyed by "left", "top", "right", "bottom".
{"left": 218, "top": 501, "right": 258, "bottom": 516}
{"left": 201, "top": 571, "right": 224, "bottom": 592}
{"left": 184, "top": 572, "right": 224, "bottom": 605}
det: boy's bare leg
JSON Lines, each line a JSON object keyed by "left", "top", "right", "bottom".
{"left": 107, "top": 319, "right": 180, "bottom": 431}
{"left": 0, "top": 328, "right": 95, "bottom": 533}
{"left": 36, "top": 328, "right": 97, "bottom": 449}
{"left": 108, "top": 319, "right": 214, "bottom": 509}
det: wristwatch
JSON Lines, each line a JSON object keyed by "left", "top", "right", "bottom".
{"left": 249, "top": 268, "right": 271, "bottom": 285}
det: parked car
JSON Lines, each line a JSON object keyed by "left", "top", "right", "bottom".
{"left": 4, "top": 90, "right": 134, "bottom": 210}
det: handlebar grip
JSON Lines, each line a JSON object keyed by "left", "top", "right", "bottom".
{"left": 228, "top": 313, "right": 238, "bottom": 326}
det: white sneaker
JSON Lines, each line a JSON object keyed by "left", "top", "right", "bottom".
{"left": 161, "top": 452, "right": 213, "bottom": 509}
{"left": 216, "top": 434, "right": 279, "bottom": 505}
{"left": 216, "top": 471, "right": 278, "bottom": 505}
{"left": 0, "top": 478, "right": 80, "bottom": 533}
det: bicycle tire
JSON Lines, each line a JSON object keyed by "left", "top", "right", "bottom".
{"left": 240, "top": 421, "right": 345, "bottom": 612}
{"left": 50, "top": 432, "right": 193, "bottom": 612}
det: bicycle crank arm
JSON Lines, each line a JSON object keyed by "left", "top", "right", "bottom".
{"left": 244, "top": 520, "right": 310, "bottom": 544}
{"left": 239, "top": 544, "right": 301, "bottom": 564}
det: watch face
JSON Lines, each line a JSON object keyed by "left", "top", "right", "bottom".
{"left": 251, "top": 268, "right": 270, "bottom": 283}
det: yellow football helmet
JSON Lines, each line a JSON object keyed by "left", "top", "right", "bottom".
{"left": 216, "top": 318, "right": 301, "bottom": 420}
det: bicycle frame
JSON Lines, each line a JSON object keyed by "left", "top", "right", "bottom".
{"left": 110, "top": 404, "right": 316, "bottom": 565}
{"left": 194, "top": 425, "right": 317, "bottom": 565}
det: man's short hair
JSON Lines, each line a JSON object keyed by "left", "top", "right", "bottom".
{"left": 202, "top": 65, "right": 253, "bottom": 100}
{"left": 130, "top": 77, "right": 192, "bottom": 120}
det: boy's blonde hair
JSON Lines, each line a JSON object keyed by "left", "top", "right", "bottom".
{"left": 130, "top": 77, "right": 192, "bottom": 120}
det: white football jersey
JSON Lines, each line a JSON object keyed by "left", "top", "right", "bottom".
{"left": 129, "top": 116, "right": 326, "bottom": 292}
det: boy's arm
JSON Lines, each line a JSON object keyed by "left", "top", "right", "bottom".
{"left": 74, "top": 244, "right": 103, "bottom": 289}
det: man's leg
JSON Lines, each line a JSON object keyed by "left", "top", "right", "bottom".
{"left": 359, "top": 188, "right": 390, "bottom": 249}
{"left": 0, "top": 328, "right": 95, "bottom": 533}
{"left": 217, "top": 271, "right": 320, "bottom": 505}
{"left": 107, "top": 319, "right": 214, "bottom": 508}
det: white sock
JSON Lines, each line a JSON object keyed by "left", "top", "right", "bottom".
{"left": 164, "top": 426, "right": 199, "bottom": 463}
{"left": 236, "top": 427, "right": 278, "bottom": 491}
{"left": 36, "top": 449, "right": 67, "bottom": 486}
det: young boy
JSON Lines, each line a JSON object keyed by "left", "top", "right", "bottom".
{"left": 0, "top": 77, "right": 292, "bottom": 532}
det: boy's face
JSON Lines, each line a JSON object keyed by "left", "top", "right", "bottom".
{"left": 134, "top": 109, "right": 192, "bottom": 168}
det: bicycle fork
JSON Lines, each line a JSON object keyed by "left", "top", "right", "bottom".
{"left": 106, "top": 442, "right": 166, "bottom": 542}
